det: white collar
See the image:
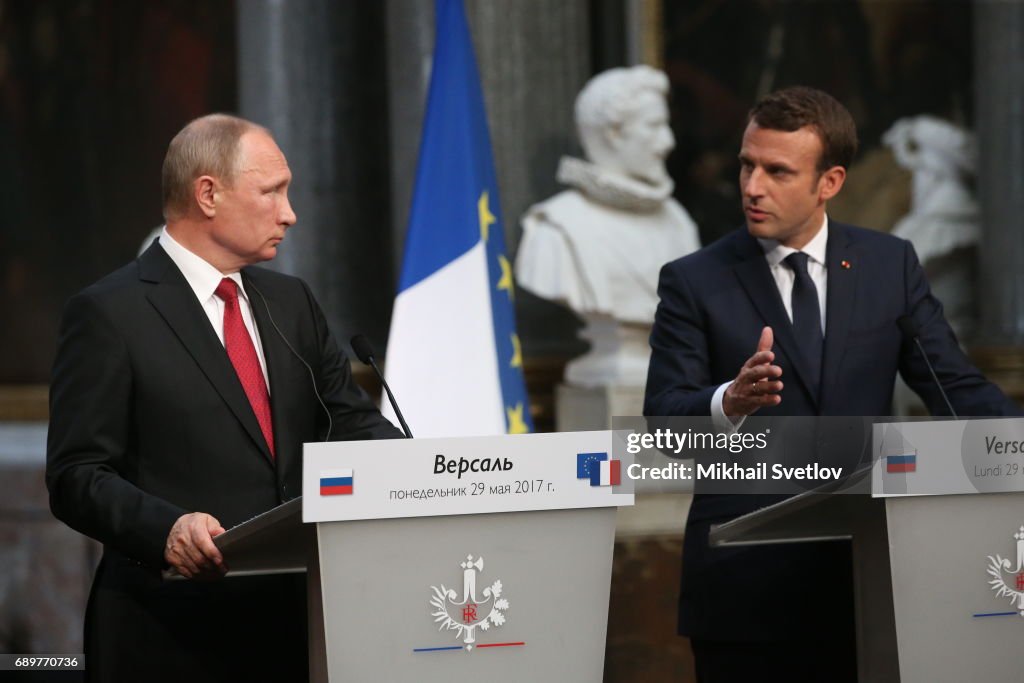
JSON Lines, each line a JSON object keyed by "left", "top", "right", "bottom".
{"left": 159, "top": 226, "right": 247, "bottom": 303}
{"left": 758, "top": 215, "right": 829, "bottom": 268}
{"left": 556, "top": 156, "right": 674, "bottom": 212}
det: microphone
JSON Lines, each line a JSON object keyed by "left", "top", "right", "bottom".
{"left": 247, "top": 282, "right": 334, "bottom": 441}
{"left": 897, "top": 315, "right": 958, "bottom": 419}
{"left": 350, "top": 335, "right": 414, "bottom": 438}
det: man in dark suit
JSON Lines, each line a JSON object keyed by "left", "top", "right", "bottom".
{"left": 644, "top": 87, "right": 1021, "bottom": 681}
{"left": 46, "top": 114, "right": 401, "bottom": 682}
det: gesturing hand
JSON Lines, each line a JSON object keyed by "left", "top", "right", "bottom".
{"left": 723, "top": 326, "right": 783, "bottom": 418}
{"left": 164, "top": 512, "right": 228, "bottom": 580}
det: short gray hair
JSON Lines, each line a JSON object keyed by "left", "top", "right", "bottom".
{"left": 161, "top": 113, "right": 268, "bottom": 219}
{"left": 575, "top": 65, "right": 669, "bottom": 144}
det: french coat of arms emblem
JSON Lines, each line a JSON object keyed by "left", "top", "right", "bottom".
{"left": 429, "top": 554, "right": 510, "bottom": 650}
{"left": 986, "top": 525, "right": 1024, "bottom": 616}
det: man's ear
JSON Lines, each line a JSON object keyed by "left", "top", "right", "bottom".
{"left": 194, "top": 176, "right": 218, "bottom": 218}
{"left": 603, "top": 121, "right": 625, "bottom": 151}
{"left": 818, "top": 166, "right": 847, "bottom": 202}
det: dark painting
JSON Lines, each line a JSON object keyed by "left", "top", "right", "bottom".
{"left": 0, "top": 0, "right": 236, "bottom": 384}
{"left": 662, "top": 0, "right": 972, "bottom": 244}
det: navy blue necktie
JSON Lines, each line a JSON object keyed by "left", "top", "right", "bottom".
{"left": 784, "top": 252, "right": 823, "bottom": 392}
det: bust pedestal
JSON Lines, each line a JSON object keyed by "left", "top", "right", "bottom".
{"left": 556, "top": 317, "right": 649, "bottom": 431}
{"left": 555, "top": 383, "right": 645, "bottom": 431}
{"left": 564, "top": 317, "right": 651, "bottom": 389}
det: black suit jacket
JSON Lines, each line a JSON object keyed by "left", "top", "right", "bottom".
{"left": 46, "top": 242, "right": 401, "bottom": 681}
{"left": 644, "top": 222, "right": 1020, "bottom": 640}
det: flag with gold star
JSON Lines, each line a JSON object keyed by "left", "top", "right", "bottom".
{"left": 382, "top": 0, "right": 533, "bottom": 437}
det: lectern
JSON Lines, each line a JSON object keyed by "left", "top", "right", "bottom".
{"left": 211, "top": 431, "right": 633, "bottom": 682}
{"left": 710, "top": 418, "right": 1024, "bottom": 683}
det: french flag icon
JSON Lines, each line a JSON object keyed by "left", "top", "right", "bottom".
{"left": 320, "top": 469, "right": 354, "bottom": 495}
{"left": 590, "top": 459, "right": 621, "bottom": 487}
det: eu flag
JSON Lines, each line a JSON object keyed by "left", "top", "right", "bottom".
{"left": 577, "top": 452, "right": 608, "bottom": 479}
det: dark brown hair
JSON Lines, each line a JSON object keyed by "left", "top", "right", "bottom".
{"left": 749, "top": 86, "right": 858, "bottom": 172}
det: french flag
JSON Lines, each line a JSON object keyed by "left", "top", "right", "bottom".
{"left": 590, "top": 459, "right": 621, "bottom": 487}
{"left": 320, "top": 469, "right": 354, "bottom": 496}
{"left": 380, "top": 0, "right": 532, "bottom": 438}
{"left": 886, "top": 454, "right": 916, "bottom": 473}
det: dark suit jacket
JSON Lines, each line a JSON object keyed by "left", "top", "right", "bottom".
{"left": 643, "top": 222, "right": 1021, "bottom": 641}
{"left": 46, "top": 242, "right": 401, "bottom": 682}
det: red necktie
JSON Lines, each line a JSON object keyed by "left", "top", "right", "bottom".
{"left": 214, "top": 278, "right": 275, "bottom": 458}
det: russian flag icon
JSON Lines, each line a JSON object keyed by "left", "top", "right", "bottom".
{"left": 320, "top": 469, "right": 354, "bottom": 495}
{"left": 886, "top": 454, "right": 916, "bottom": 473}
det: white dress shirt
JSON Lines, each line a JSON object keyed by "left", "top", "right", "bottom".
{"left": 158, "top": 227, "right": 271, "bottom": 389}
{"left": 711, "top": 216, "right": 829, "bottom": 430}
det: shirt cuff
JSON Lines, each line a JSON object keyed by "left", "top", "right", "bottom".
{"left": 711, "top": 381, "right": 746, "bottom": 433}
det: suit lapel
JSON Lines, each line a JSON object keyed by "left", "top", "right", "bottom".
{"left": 139, "top": 244, "right": 275, "bottom": 465}
{"left": 731, "top": 231, "right": 820, "bottom": 407}
{"left": 821, "top": 222, "right": 858, "bottom": 406}
{"left": 244, "top": 271, "right": 305, "bottom": 479}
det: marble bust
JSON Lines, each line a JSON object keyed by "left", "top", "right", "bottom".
{"left": 883, "top": 115, "right": 978, "bottom": 338}
{"left": 515, "top": 65, "right": 700, "bottom": 388}
{"left": 883, "top": 116, "right": 979, "bottom": 417}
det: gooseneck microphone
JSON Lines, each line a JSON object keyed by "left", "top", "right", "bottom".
{"left": 247, "top": 282, "right": 334, "bottom": 441}
{"left": 897, "top": 315, "right": 958, "bottom": 419}
{"left": 350, "top": 334, "right": 414, "bottom": 438}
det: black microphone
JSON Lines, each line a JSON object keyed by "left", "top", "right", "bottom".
{"left": 350, "top": 335, "right": 414, "bottom": 438}
{"left": 897, "top": 315, "right": 958, "bottom": 419}
{"left": 247, "top": 282, "right": 333, "bottom": 441}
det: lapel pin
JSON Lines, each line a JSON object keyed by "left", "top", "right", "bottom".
{"left": 841, "top": 260, "right": 852, "bottom": 270}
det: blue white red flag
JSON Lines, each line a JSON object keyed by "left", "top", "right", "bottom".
{"left": 591, "top": 459, "right": 622, "bottom": 487}
{"left": 382, "top": 0, "right": 533, "bottom": 438}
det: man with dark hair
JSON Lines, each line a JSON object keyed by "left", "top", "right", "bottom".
{"left": 749, "top": 85, "right": 859, "bottom": 171}
{"left": 47, "top": 114, "right": 401, "bottom": 682}
{"left": 644, "top": 86, "right": 1020, "bottom": 680}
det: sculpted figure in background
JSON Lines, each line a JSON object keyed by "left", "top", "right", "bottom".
{"left": 883, "top": 115, "right": 979, "bottom": 338}
{"left": 515, "top": 65, "right": 701, "bottom": 388}
{"left": 883, "top": 116, "right": 980, "bottom": 416}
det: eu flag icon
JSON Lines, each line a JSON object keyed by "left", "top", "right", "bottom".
{"left": 577, "top": 452, "right": 608, "bottom": 479}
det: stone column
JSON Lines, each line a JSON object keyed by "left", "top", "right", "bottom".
{"left": 624, "top": 0, "right": 663, "bottom": 67}
{"left": 464, "top": 0, "right": 591, "bottom": 257}
{"left": 385, "top": 0, "right": 435, "bottom": 280}
{"left": 972, "top": 0, "right": 1024, "bottom": 398}
{"left": 236, "top": 1, "right": 394, "bottom": 349}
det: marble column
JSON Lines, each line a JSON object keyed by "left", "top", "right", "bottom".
{"left": 972, "top": 0, "right": 1024, "bottom": 398}
{"left": 385, "top": 0, "right": 435, "bottom": 280}
{"left": 236, "top": 1, "right": 394, "bottom": 349}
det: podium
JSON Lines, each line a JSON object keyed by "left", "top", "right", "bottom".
{"left": 710, "top": 418, "right": 1024, "bottom": 683}
{"left": 211, "top": 431, "right": 633, "bottom": 682}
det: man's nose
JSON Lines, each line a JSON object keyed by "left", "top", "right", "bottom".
{"left": 743, "top": 167, "right": 765, "bottom": 197}
{"left": 658, "top": 126, "right": 675, "bottom": 155}
{"left": 280, "top": 196, "right": 297, "bottom": 226}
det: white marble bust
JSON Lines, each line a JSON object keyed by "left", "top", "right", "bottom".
{"left": 515, "top": 65, "right": 700, "bottom": 388}
{"left": 883, "top": 115, "right": 978, "bottom": 338}
{"left": 883, "top": 116, "right": 979, "bottom": 417}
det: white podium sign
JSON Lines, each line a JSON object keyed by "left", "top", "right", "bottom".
{"left": 872, "top": 418, "right": 1024, "bottom": 497}
{"left": 302, "top": 430, "right": 633, "bottom": 522}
